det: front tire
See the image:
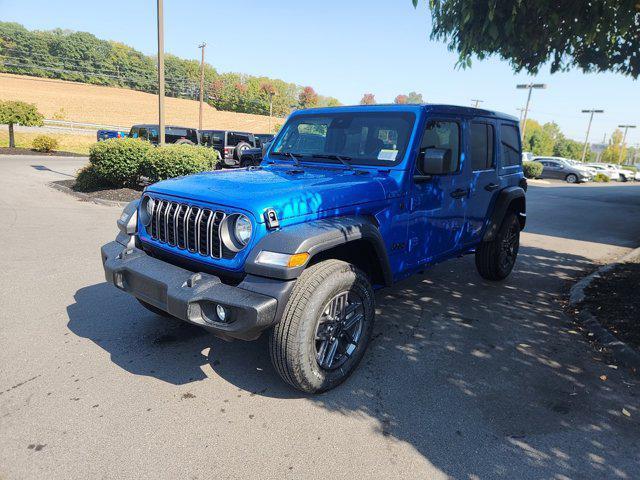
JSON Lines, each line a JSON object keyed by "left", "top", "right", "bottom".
{"left": 269, "top": 260, "right": 375, "bottom": 393}
{"left": 475, "top": 212, "right": 520, "bottom": 281}
{"left": 566, "top": 174, "right": 578, "bottom": 183}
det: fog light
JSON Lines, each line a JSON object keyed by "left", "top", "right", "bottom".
{"left": 216, "top": 304, "right": 227, "bottom": 322}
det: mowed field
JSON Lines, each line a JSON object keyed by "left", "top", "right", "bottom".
{"left": 0, "top": 73, "right": 285, "bottom": 132}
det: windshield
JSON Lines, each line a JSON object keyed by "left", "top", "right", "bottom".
{"left": 271, "top": 111, "right": 416, "bottom": 166}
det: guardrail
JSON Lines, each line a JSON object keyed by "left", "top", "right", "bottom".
{"left": 43, "top": 119, "right": 129, "bottom": 131}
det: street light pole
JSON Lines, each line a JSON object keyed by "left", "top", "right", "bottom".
{"left": 471, "top": 99, "right": 483, "bottom": 108}
{"left": 516, "top": 83, "right": 547, "bottom": 142}
{"left": 617, "top": 124, "right": 637, "bottom": 164}
{"left": 157, "top": 0, "right": 165, "bottom": 146}
{"left": 580, "top": 109, "right": 604, "bottom": 162}
{"left": 198, "top": 42, "right": 206, "bottom": 131}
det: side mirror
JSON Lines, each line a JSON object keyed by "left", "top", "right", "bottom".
{"left": 415, "top": 148, "right": 451, "bottom": 181}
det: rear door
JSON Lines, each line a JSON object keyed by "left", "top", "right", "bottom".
{"left": 408, "top": 117, "right": 468, "bottom": 266}
{"left": 465, "top": 119, "right": 498, "bottom": 244}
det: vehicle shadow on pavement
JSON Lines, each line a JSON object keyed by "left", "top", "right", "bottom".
{"left": 66, "top": 283, "right": 301, "bottom": 398}
{"left": 66, "top": 243, "right": 640, "bottom": 478}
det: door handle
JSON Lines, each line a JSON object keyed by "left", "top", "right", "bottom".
{"left": 450, "top": 188, "right": 468, "bottom": 199}
{"left": 484, "top": 183, "right": 499, "bottom": 192}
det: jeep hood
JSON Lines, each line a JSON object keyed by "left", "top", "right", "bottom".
{"left": 146, "top": 165, "right": 396, "bottom": 223}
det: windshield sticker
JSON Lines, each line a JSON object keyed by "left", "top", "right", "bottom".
{"left": 378, "top": 149, "right": 398, "bottom": 161}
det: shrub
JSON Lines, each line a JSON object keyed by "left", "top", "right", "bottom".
{"left": 32, "top": 135, "right": 59, "bottom": 152}
{"left": 522, "top": 160, "right": 543, "bottom": 179}
{"left": 593, "top": 173, "right": 610, "bottom": 182}
{"left": 89, "top": 138, "right": 152, "bottom": 187}
{"left": 74, "top": 164, "right": 113, "bottom": 192}
{"left": 140, "top": 144, "right": 220, "bottom": 183}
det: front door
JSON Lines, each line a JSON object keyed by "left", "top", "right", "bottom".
{"left": 408, "top": 118, "right": 468, "bottom": 267}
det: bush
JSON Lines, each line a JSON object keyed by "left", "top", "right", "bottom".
{"left": 140, "top": 144, "right": 220, "bottom": 183}
{"left": 89, "top": 138, "right": 152, "bottom": 187}
{"left": 32, "top": 135, "right": 59, "bottom": 152}
{"left": 522, "top": 160, "right": 543, "bottom": 179}
{"left": 593, "top": 173, "right": 610, "bottom": 182}
{"left": 74, "top": 164, "right": 113, "bottom": 192}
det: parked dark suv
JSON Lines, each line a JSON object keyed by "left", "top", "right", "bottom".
{"left": 129, "top": 125, "right": 200, "bottom": 145}
{"left": 254, "top": 133, "right": 275, "bottom": 148}
{"left": 200, "top": 130, "right": 256, "bottom": 167}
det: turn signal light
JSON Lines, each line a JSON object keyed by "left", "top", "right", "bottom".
{"left": 287, "top": 253, "right": 309, "bottom": 268}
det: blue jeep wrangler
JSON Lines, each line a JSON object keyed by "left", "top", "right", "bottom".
{"left": 101, "top": 104, "right": 526, "bottom": 393}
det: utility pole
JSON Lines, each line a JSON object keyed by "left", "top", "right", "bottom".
{"left": 580, "top": 109, "right": 604, "bottom": 162}
{"left": 471, "top": 99, "right": 483, "bottom": 108}
{"left": 268, "top": 93, "right": 274, "bottom": 133}
{"left": 516, "top": 83, "right": 547, "bottom": 142}
{"left": 617, "top": 124, "right": 637, "bottom": 164}
{"left": 198, "top": 42, "right": 206, "bottom": 131}
{"left": 157, "top": 0, "right": 165, "bottom": 146}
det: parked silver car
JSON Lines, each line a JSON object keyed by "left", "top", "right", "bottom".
{"left": 534, "top": 157, "right": 594, "bottom": 183}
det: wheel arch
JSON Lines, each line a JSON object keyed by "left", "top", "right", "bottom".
{"left": 245, "top": 216, "right": 393, "bottom": 286}
{"left": 482, "top": 186, "right": 526, "bottom": 242}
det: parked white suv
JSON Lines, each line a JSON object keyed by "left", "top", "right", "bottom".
{"left": 586, "top": 163, "right": 620, "bottom": 181}
{"left": 605, "top": 164, "right": 636, "bottom": 182}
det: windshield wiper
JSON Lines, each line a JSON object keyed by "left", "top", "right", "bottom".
{"left": 311, "top": 154, "right": 354, "bottom": 170}
{"left": 271, "top": 151, "right": 304, "bottom": 167}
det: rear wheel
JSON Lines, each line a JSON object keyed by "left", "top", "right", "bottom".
{"left": 269, "top": 260, "right": 375, "bottom": 393}
{"left": 475, "top": 212, "right": 520, "bottom": 281}
{"left": 566, "top": 173, "right": 578, "bottom": 183}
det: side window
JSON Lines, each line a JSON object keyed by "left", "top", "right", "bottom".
{"left": 470, "top": 122, "right": 495, "bottom": 171}
{"left": 138, "top": 128, "right": 148, "bottom": 140}
{"left": 500, "top": 124, "right": 521, "bottom": 167}
{"left": 419, "top": 120, "right": 460, "bottom": 174}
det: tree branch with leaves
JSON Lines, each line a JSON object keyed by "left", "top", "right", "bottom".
{"left": 412, "top": 0, "right": 640, "bottom": 78}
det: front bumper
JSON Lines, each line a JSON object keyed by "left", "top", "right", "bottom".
{"left": 101, "top": 241, "right": 294, "bottom": 340}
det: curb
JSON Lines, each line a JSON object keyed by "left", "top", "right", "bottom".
{"left": 48, "top": 181, "right": 130, "bottom": 208}
{"left": 569, "top": 247, "right": 640, "bottom": 371}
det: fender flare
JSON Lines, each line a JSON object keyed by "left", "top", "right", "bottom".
{"left": 245, "top": 216, "right": 392, "bottom": 283}
{"left": 482, "top": 186, "right": 526, "bottom": 242}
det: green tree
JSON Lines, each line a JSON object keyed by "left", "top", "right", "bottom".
{"left": 601, "top": 129, "right": 626, "bottom": 164}
{"left": 553, "top": 137, "right": 586, "bottom": 161}
{"left": 0, "top": 100, "right": 43, "bottom": 148}
{"left": 412, "top": 0, "right": 640, "bottom": 78}
{"left": 360, "top": 93, "right": 376, "bottom": 105}
{"left": 406, "top": 91, "right": 424, "bottom": 103}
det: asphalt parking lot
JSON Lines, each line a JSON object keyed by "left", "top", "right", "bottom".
{"left": 1, "top": 155, "right": 640, "bottom": 480}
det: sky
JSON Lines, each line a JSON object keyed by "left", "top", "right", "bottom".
{"left": 1, "top": 0, "right": 638, "bottom": 145}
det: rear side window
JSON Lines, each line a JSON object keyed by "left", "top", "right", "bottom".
{"left": 500, "top": 124, "right": 521, "bottom": 167}
{"left": 227, "top": 133, "right": 253, "bottom": 146}
{"left": 470, "top": 122, "right": 494, "bottom": 171}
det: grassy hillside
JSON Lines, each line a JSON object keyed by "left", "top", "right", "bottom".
{"left": 0, "top": 22, "right": 340, "bottom": 116}
{"left": 0, "top": 73, "right": 285, "bottom": 133}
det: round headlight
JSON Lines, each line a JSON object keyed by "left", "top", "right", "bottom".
{"left": 140, "top": 195, "right": 154, "bottom": 226}
{"left": 234, "top": 215, "right": 252, "bottom": 246}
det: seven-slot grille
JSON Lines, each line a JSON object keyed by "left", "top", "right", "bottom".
{"left": 148, "top": 198, "right": 226, "bottom": 259}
